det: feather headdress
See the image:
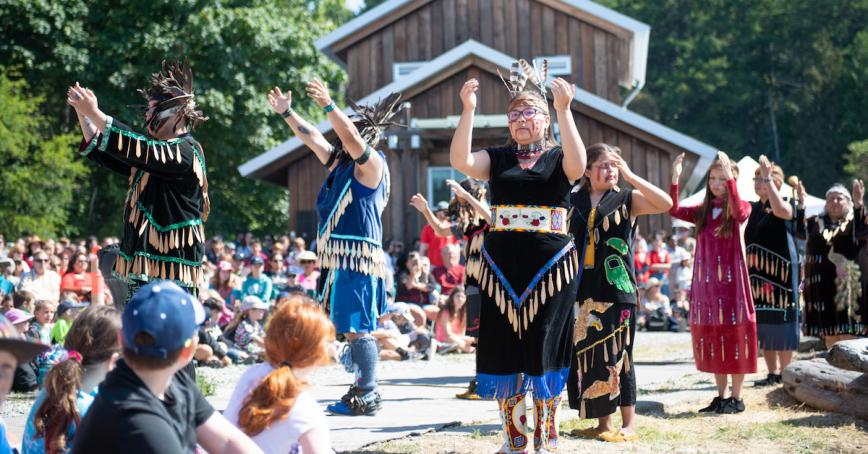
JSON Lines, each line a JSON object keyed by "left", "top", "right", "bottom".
{"left": 346, "top": 92, "right": 404, "bottom": 146}
{"left": 497, "top": 58, "right": 548, "bottom": 101}
{"left": 136, "top": 60, "right": 208, "bottom": 132}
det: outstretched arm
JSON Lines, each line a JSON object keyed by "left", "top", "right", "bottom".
{"left": 550, "top": 78, "right": 585, "bottom": 182}
{"left": 306, "top": 79, "right": 383, "bottom": 189}
{"left": 410, "top": 194, "right": 453, "bottom": 238}
{"left": 717, "top": 151, "right": 751, "bottom": 222}
{"left": 268, "top": 86, "right": 334, "bottom": 168}
{"left": 609, "top": 153, "right": 672, "bottom": 216}
{"left": 449, "top": 79, "right": 490, "bottom": 180}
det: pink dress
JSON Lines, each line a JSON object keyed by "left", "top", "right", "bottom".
{"left": 669, "top": 179, "right": 757, "bottom": 374}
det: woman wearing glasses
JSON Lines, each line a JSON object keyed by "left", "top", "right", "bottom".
{"left": 450, "top": 61, "right": 585, "bottom": 453}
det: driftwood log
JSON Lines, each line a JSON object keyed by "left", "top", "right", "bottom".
{"left": 782, "top": 359, "right": 868, "bottom": 419}
{"left": 827, "top": 339, "right": 868, "bottom": 373}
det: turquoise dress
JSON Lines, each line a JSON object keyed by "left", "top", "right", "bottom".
{"left": 315, "top": 153, "right": 390, "bottom": 333}
{"left": 22, "top": 388, "right": 97, "bottom": 453}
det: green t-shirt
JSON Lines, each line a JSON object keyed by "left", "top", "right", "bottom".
{"left": 51, "top": 318, "right": 72, "bottom": 344}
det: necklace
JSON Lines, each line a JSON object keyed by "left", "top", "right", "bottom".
{"left": 515, "top": 141, "right": 547, "bottom": 161}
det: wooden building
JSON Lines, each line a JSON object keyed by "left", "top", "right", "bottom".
{"left": 239, "top": 0, "right": 717, "bottom": 245}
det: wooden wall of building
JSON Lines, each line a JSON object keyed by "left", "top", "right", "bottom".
{"left": 339, "top": 0, "right": 628, "bottom": 104}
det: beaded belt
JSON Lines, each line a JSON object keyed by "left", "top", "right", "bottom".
{"left": 490, "top": 205, "right": 568, "bottom": 234}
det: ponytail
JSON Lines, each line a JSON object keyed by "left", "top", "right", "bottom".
{"left": 236, "top": 295, "right": 335, "bottom": 436}
{"left": 237, "top": 364, "right": 301, "bottom": 436}
{"left": 34, "top": 355, "right": 83, "bottom": 453}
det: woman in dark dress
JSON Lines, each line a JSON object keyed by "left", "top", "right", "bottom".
{"left": 800, "top": 180, "right": 868, "bottom": 347}
{"left": 566, "top": 144, "right": 672, "bottom": 443}
{"left": 450, "top": 61, "right": 586, "bottom": 453}
{"left": 745, "top": 156, "right": 803, "bottom": 387}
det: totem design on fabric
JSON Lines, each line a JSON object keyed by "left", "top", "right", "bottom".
{"left": 573, "top": 299, "right": 613, "bottom": 344}
{"left": 581, "top": 354, "right": 625, "bottom": 401}
{"left": 498, "top": 393, "right": 529, "bottom": 452}
{"left": 603, "top": 238, "right": 634, "bottom": 294}
{"left": 533, "top": 396, "right": 561, "bottom": 452}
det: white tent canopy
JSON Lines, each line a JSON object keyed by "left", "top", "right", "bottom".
{"left": 678, "top": 156, "right": 825, "bottom": 220}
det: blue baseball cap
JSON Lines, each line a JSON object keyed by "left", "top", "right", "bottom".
{"left": 123, "top": 281, "right": 205, "bottom": 358}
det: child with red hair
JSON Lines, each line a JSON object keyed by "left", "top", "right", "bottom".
{"left": 224, "top": 294, "right": 335, "bottom": 453}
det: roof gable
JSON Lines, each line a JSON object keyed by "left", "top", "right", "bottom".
{"left": 316, "top": 0, "right": 649, "bottom": 90}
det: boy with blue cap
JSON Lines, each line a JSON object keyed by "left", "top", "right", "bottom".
{"left": 71, "top": 281, "right": 260, "bottom": 453}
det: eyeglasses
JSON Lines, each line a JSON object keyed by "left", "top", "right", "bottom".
{"left": 33, "top": 258, "right": 48, "bottom": 263}
{"left": 507, "top": 107, "right": 545, "bottom": 122}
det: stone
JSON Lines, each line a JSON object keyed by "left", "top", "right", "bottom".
{"left": 827, "top": 338, "right": 868, "bottom": 373}
{"left": 782, "top": 359, "right": 868, "bottom": 420}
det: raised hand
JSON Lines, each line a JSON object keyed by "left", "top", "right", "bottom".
{"left": 305, "top": 79, "right": 333, "bottom": 108}
{"left": 796, "top": 181, "right": 807, "bottom": 204}
{"left": 460, "top": 78, "right": 479, "bottom": 111}
{"left": 758, "top": 155, "right": 773, "bottom": 180}
{"left": 267, "top": 86, "right": 292, "bottom": 115}
{"left": 409, "top": 193, "right": 429, "bottom": 213}
{"left": 550, "top": 78, "right": 575, "bottom": 111}
{"left": 67, "top": 82, "right": 98, "bottom": 117}
{"left": 717, "top": 151, "right": 734, "bottom": 180}
{"left": 609, "top": 153, "right": 635, "bottom": 183}
{"left": 671, "top": 152, "right": 685, "bottom": 184}
{"left": 445, "top": 179, "right": 470, "bottom": 201}
{"left": 853, "top": 179, "right": 865, "bottom": 207}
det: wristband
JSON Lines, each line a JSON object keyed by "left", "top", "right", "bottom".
{"left": 323, "top": 102, "right": 336, "bottom": 113}
{"left": 280, "top": 107, "right": 293, "bottom": 118}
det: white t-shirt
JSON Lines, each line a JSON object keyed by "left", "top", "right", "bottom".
{"left": 224, "top": 363, "right": 329, "bottom": 454}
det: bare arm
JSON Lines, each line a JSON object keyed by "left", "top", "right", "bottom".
{"left": 306, "top": 79, "right": 383, "bottom": 189}
{"left": 298, "top": 426, "right": 332, "bottom": 454}
{"left": 268, "top": 86, "right": 333, "bottom": 167}
{"left": 410, "top": 194, "right": 453, "bottom": 237}
{"left": 757, "top": 155, "right": 793, "bottom": 220}
{"left": 449, "top": 79, "right": 490, "bottom": 180}
{"left": 610, "top": 154, "right": 673, "bottom": 217}
{"left": 196, "top": 413, "right": 264, "bottom": 454}
{"left": 550, "top": 78, "right": 586, "bottom": 182}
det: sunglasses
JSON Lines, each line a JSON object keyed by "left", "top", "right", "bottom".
{"left": 33, "top": 258, "right": 48, "bottom": 263}
{"left": 507, "top": 107, "right": 545, "bottom": 122}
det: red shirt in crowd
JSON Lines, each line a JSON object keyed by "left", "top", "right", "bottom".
{"left": 648, "top": 249, "right": 671, "bottom": 278}
{"left": 419, "top": 225, "right": 458, "bottom": 268}
{"left": 431, "top": 264, "right": 466, "bottom": 296}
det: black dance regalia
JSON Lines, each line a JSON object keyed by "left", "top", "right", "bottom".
{"left": 745, "top": 199, "right": 803, "bottom": 349}
{"left": 79, "top": 117, "right": 208, "bottom": 300}
{"left": 475, "top": 146, "right": 578, "bottom": 398}
{"left": 462, "top": 220, "right": 489, "bottom": 337}
{"left": 801, "top": 207, "right": 868, "bottom": 337}
{"left": 566, "top": 186, "right": 638, "bottom": 419}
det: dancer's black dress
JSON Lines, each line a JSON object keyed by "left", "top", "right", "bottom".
{"left": 745, "top": 199, "right": 803, "bottom": 349}
{"left": 79, "top": 116, "right": 208, "bottom": 302}
{"left": 476, "top": 146, "right": 579, "bottom": 399}
{"left": 463, "top": 220, "right": 489, "bottom": 337}
{"left": 801, "top": 207, "right": 868, "bottom": 337}
{"left": 566, "top": 186, "right": 638, "bottom": 418}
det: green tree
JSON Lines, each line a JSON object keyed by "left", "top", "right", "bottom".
{"left": 0, "top": 71, "right": 88, "bottom": 238}
{"left": 0, "top": 0, "right": 351, "bottom": 238}
{"left": 844, "top": 139, "right": 868, "bottom": 178}
{"left": 601, "top": 0, "right": 868, "bottom": 192}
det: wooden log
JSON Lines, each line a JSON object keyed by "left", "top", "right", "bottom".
{"left": 782, "top": 359, "right": 868, "bottom": 420}
{"left": 827, "top": 338, "right": 868, "bottom": 373}
{"left": 797, "top": 335, "right": 826, "bottom": 353}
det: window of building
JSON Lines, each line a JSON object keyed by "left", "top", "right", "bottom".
{"left": 393, "top": 61, "right": 426, "bottom": 81}
{"left": 427, "top": 167, "right": 466, "bottom": 207}
{"left": 534, "top": 55, "right": 571, "bottom": 82}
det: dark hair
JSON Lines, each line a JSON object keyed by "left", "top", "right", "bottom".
{"left": 447, "top": 179, "right": 487, "bottom": 230}
{"left": 122, "top": 332, "right": 185, "bottom": 370}
{"left": 35, "top": 305, "right": 121, "bottom": 452}
{"left": 581, "top": 143, "right": 622, "bottom": 188}
{"left": 203, "top": 298, "right": 225, "bottom": 312}
{"left": 694, "top": 158, "right": 740, "bottom": 237}
{"left": 13, "top": 290, "right": 36, "bottom": 309}
{"left": 65, "top": 252, "right": 88, "bottom": 275}
{"left": 441, "top": 286, "right": 467, "bottom": 326}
